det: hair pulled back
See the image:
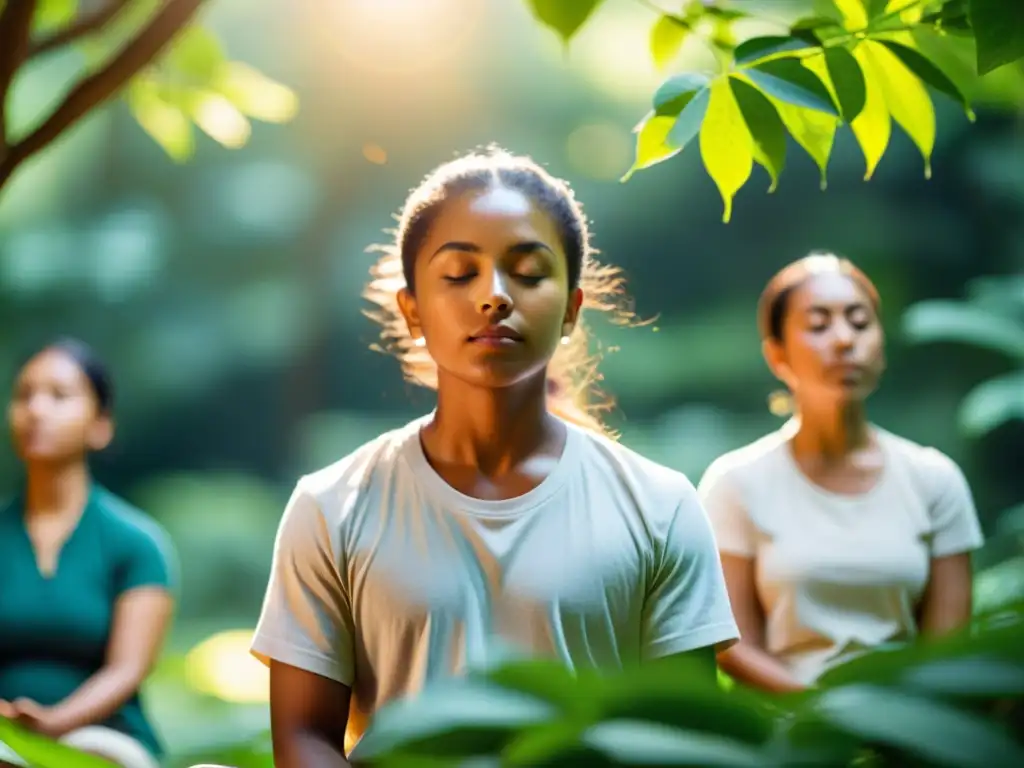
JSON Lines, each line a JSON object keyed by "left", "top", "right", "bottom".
{"left": 363, "top": 147, "right": 633, "bottom": 435}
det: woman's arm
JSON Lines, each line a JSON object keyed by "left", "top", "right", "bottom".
{"left": 46, "top": 586, "right": 174, "bottom": 734}
{"left": 917, "top": 553, "right": 973, "bottom": 637}
{"left": 715, "top": 555, "right": 806, "bottom": 694}
{"left": 270, "top": 662, "right": 353, "bottom": 768}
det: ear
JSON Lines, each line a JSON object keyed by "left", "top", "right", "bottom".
{"left": 561, "top": 287, "right": 584, "bottom": 338}
{"left": 397, "top": 288, "right": 422, "bottom": 342}
{"left": 761, "top": 338, "right": 793, "bottom": 388}
{"left": 87, "top": 415, "right": 114, "bottom": 452}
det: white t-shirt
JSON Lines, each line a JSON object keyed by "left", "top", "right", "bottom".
{"left": 251, "top": 415, "right": 739, "bottom": 754}
{"left": 698, "top": 421, "right": 984, "bottom": 685}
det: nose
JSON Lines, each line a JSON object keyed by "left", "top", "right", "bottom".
{"left": 476, "top": 270, "right": 513, "bottom": 317}
{"left": 832, "top": 320, "right": 856, "bottom": 349}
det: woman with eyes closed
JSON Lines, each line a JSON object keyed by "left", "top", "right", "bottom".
{"left": 250, "top": 147, "right": 739, "bottom": 767}
{"left": 698, "top": 253, "right": 983, "bottom": 693}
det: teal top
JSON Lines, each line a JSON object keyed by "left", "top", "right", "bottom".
{"left": 0, "top": 485, "right": 178, "bottom": 758}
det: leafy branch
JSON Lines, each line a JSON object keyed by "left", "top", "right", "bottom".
{"left": 525, "top": 0, "right": 1024, "bottom": 222}
{"left": 0, "top": 0, "right": 299, "bottom": 195}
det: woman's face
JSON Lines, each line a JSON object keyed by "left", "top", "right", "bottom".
{"left": 398, "top": 186, "right": 582, "bottom": 391}
{"left": 767, "top": 272, "right": 885, "bottom": 405}
{"left": 7, "top": 349, "right": 112, "bottom": 464}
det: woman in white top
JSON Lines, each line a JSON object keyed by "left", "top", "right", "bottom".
{"left": 251, "top": 147, "right": 740, "bottom": 766}
{"left": 698, "top": 253, "right": 983, "bottom": 693}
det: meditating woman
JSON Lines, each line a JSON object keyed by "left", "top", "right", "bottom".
{"left": 0, "top": 339, "right": 177, "bottom": 768}
{"left": 699, "top": 253, "right": 983, "bottom": 692}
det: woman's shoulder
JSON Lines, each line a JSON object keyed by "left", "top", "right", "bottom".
{"left": 90, "top": 486, "right": 174, "bottom": 552}
{"left": 297, "top": 416, "right": 428, "bottom": 507}
{"left": 700, "top": 426, "right": 793, "bottom": 492}
{"left": 876, "top": 427, "right": 968, "bottom": 492}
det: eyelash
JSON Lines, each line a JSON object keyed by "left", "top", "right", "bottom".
{"left": 443, "top": 273, "right": 544, "bottom": 286}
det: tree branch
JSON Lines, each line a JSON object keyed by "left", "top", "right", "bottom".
{"left": 0, "top": 0, "right": 207, "bottom": 190}
{"left": 30, "top": 0, "right": 132, "bottom": 58}
{"left": 0, "top": 0, "right": 40, "bottom": 150}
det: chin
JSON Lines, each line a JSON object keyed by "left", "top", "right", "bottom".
{"left": 444, "top": 361, "right": 548, "bottom": 392}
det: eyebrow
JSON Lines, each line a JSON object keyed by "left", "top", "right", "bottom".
{"left": 429, "top": 240, "right": 556, "bottom": 260}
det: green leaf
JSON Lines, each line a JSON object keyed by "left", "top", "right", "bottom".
{"left": 653, "top": 72, "right": 711, "bottom": 115}
{"left": 525, "top": 0, "right": 604, "bottom": 46}
{"left": 650, "top": 15, "right": 689, "bottom": 70}
{"left": 699, "top": 78, "right": 753, "bottom": 223}
{"left": 768, "top": 55, "right": 840, "bottom": 188}
{"left": 823, "top": 46, "right": 866, "bottom": 121}
{"left": 902, "top": 656, "right": 1024, "bottom": 699}
{"left": 970, "top": 0, "right": 1024, "bottom": 75}
{"left": 866, "top": 0, "right": 889, "bottom": 18}
{"left": 584, "top": 720, "right": 765, "bottom": 767}
{"left": 849, "top": 44, "right": 891, "bottom": 179}
{"left": 214, "top": 62, "right": 299, "bottom": 124}
{"left": 960, "top": 370, "right": 1024, "bottom": 435}
{"left": 126, "top": 75, "right": 195, "bottom": 162}
{"left": 33, "top": 0, "right": 77, "bottom": 32}
{"left": 190, "top": 92, "right": 251, "bottom": 149}
{"left": 622, "top": 114, "right": 677, "bottom": 180}
{"left": 730, "top": 76, "right": 786, "bottom": 192}
{"left": 865, "top": 40, "right": 935, "bottom": 178}
{"left": 878, "top": 40, "right": 975, "bottom": 119}
{"left": 902, "top": 300, "right": 1024, "bottom": 359}
{"left": 0, "top": 718, "right": 115, "bottom": 768}
{"left": 814, "top": 684, "right": 1024, "bottom": 767}
{"left": 746, "top": 58, "right": 839, "bottom": 115}
{"left": 666, "top": 86, "right": 711, "bottom": 147}
{"left": 833, "top": 0, "right": 869, "bottom": 29}
{"left": 733, "top": 35, "right": 814, "bottom": 65}
{"left": 167, "top": 25, "right": 225, "bottom": 83}
{"left": 350, "top": 678, "right": 554, "bottom": 761}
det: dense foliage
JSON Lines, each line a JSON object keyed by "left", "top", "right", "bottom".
{"left": 526, "top": 0, "right": 1024, "bottom": 220}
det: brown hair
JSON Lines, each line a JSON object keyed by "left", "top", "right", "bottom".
{"left": 758, "top": 252, "right": 881, "bottom": 415}
{"left": 363, "top": 147, "right": 634, "bottom": 436}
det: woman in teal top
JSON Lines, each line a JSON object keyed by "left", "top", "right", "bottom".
{"left": 0, "top": 339, "right": 177, "bottom": 768}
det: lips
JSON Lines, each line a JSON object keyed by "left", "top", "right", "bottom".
{"left": 469, "top": 325, "right": 523, "bottom": 346}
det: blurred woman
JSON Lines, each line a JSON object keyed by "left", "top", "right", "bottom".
{"left": 698, "top": 253, "right": 983, "bottom": 692}
{"left": 0, "top": 339, "right": 177, "bottom": 768}
{"left": 251, "top": 147, "right": 739, "bottom": 767}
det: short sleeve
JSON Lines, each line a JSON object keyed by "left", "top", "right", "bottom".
{"left": 925, "top": 450, "right": 984, "bottom": 557}
{"left": 250, "top": 481, "right": 355, "bottom": 686}
{"left": 697, "top": 459, "right": 756, "bottom": 558}
{"left": 114, "top": 516, "right": 178, "bottom": 596}
{"left": 642, "top": 482, "right": 740, "bottom": 659}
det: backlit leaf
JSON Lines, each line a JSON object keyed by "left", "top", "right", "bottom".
{"left": 772, "top": 97, "right": 838, "bottom": 188}
{"left": 833, "top": 0, "right": 869, "bottom": 29}
{"left": 699, "top": 78, "right": 753, "bottom": 223}
{"left": 126, "top": 75, "right": 195, "bottom": 162}
{"left": 622, "top": 114, "right": 680, "bottom": 180}
{"left": 666, "top": 86, "right": 711, "bottom": 148}
{"left": 167, "top": 25, "right": 225, "bottom": 83}
{"left": 730, "top": 76, "right": 786, "bottom": 192}
{"left": 650, "top": 15, "right": 688, "bottom": 70}
{"left": 0, "top": 717, "right": 115, "bottom": 768}
{"left": 823, "top": 46, "right": 866, "bottom": 121}
{"left": 215, "top": 62, "right": 299, "bottom": 124}
{"left": 902, "top": 300, "right": 1024, "bottom": 359}
{"left": 33, "top": 0, "right": 77, "bottom": 32}
{"left": 584, "top": 721, "right": 765, "bottom": 767}
{"left": 865, "top": 40, "right": 935, "bottom": 178}
{"left": 746, "top": 58, "right": 838, "bottom": 115}
{"left": 525, "top": 0, "right": 604, "bottom": 46}
{"left": 969, "top": 0, "right": 1024, "bottom": 75}
{"left": 878, "top": 40, "right": 975, "bottom": 119}
{"left": 850, "top": 43, "right": 891, "bottom": 180}
{"left": 190, "top": 92, "right": 251, "bottom": 149}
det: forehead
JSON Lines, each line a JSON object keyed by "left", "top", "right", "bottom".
{"left": 18, "top": 349, "right": 89, "bottom": 387}
{"left": 419, "top": 187, "right": 564, "bottom": 254}
{"left": 789, "top": 272, "right": 872, "bottom": 311}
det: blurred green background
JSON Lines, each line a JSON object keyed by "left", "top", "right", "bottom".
{"left": 2, "top": 0, "right": 1022, "bottom": 764}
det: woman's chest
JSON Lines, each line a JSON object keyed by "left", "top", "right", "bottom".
{"left": 750, "top": 484, "right": 932, "bottom": 602}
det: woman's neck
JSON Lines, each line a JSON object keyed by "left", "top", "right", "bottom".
{"left": 426, "top": 373, "right": 561, "bottom": 475}
{"left": 791, "top": 396, "right": 871, "bottom": 461}
{"left": 24, "top": 461, "right": 91, "bottom": 517}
